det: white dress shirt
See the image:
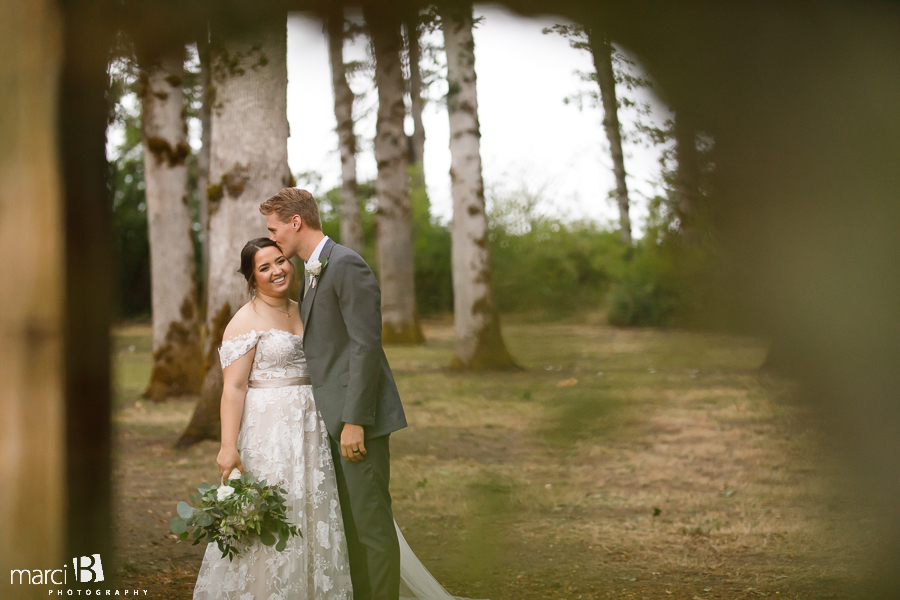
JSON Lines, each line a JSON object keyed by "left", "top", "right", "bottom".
{"left": 304, "top": 235, "right": 330, "bottom": 290}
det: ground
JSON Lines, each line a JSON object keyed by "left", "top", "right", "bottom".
{"left": 111, "top": 318, "right": 881, "bottom": 599}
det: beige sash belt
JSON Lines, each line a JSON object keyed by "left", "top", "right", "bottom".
{"left": 248, "top": 377, "right": 311, "bottom": 389}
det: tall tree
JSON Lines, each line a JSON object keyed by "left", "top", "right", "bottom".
{"left": 178, "top": 17, "right": 291, "bottom": 446}
{"left": 586, "top": 25, "right": 632, "bottom": 245}
{"left": 404, "top": 11, "right": 426, "bottom": 188}
{"left": 363, "top": 2, "right": 425, "bottom": 344}
{"left": 139, "top": 51, "right": 203, "bottom": 402}
{"left": 197, "top": 32, "right": 213, "bottom": 305}
{"left": 326, "top": 4, "right": 364, "bottom": 254}
{"left": 440, "top": 2, "right": 516, "bottom": 369}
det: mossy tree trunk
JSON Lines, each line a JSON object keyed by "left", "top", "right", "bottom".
{"left": 441, "top": 1, "right": 516, "bottom": 370}
{"left": 364, "top": 2, "right": 424, "bottom": 344}
{"left": 0, "top": 0, "right": 67, "bottom": 586}
{"left": 587, "top": 25, "right": 632, "bottom": 245}
{"left": 326, "top": 3, "right": 364, "bottom": 255}
{"left": 140, "top": 51, "right": 203, "bottom": 402}
{"left": 178, "top": 16, "right": 291, "bottom": 447}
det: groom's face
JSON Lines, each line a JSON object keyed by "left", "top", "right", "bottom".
{"left": 266, "top": 213, "right": 299, "bottom": 259}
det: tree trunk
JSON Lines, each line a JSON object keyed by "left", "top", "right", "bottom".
{"left": 0, "top": 0, "right": 67, "bottom": 588}
{"left": 140, "top": 52, "right": 203, "bottom": 402}
{"left": 326, "top": 5, "right": 364, "bottom": 255}
{"left": 364, "top": 3, "right": 424, "bottom": 344}
{"left": 406, "top": 15, "right": 426, "bottom": 189}
{"left": 61, "top": 0, "right": 116, "bottom": 571}
{"left": 673, "top": 111, "right": 701, "bottom": 240}
{"left": 197, "top": 31, "right": 212, "bottom": 315}
{"left": 441, "top": 2, "right": 516, "bottom": 370}
{"left": 587, "top": 26, "right": 631, "bottom": 245}
{"left": 178, "top": 17, "right": 291, "bottom": 447}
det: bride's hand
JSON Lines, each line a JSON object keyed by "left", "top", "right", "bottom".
{"left": 217, "top": 446, "right": 244, "bottom": 483}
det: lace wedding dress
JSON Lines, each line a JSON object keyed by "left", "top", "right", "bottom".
{"left": 193, "top": 329, "right": 352, "bottom": 600}
{"left": 193, "top": 328, "right": 471, "bottom": 600}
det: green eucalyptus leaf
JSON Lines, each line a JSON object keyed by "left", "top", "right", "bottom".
{"left": 177, "top": 501, "right": 193, "bottom": 519}
{"left": 260, "top": 531, "right": 276, "bottom": 546}
{"left": 170, "top": 517, "right": 187, "bottom": 534}
{"left": 275, "top": 538, "right": 287, "bottom": 552}
{"left": 178, "top": 531, "right": 188, "bottom": 541}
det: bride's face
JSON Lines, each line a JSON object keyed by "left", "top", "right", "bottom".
{"left": 253, "top": 246, "right": 293, "bottom": 297}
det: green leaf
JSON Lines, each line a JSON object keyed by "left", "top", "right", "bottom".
{"left": 198, "top": 482, "right": 211, "bottom": 494}
{"left": 260, "top": 531, "right": 276, "bottom": 546}
{"left": 178, "top": 531, "right": 188, "bottom": 541}
{"left": 177, "top": 501, "right": 194, "bottom": 519}
{"left": 275, "top": 538, "right": 287, "bottom": 552}
{"left": 170, "top": 517, "right": 187, "bottom": 534}
{"left": 198, "top": 512, "right": 214, "bottom": 527}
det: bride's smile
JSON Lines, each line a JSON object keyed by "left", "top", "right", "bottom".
{"left": 252, "top": 247, "right": 293, "bottom": 297}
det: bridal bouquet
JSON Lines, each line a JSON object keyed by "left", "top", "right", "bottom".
{"left": 170, "top": 469, "right": 301, "bottom": 561}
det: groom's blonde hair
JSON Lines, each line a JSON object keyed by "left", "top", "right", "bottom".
{"left": 259, "top": 188, "right": 322, "bottom": 231}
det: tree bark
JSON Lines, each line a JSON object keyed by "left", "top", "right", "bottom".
{"left": 140, "top": 52, "right": 203, "bottom": 402}
{"left": 197, "top": 31, "right": 212, "bottom": 314}
{"left": 326, "top": 5, "right": 364, "bottom": 255}
{"left": 673, "top": 111, "right": 701, "bottom": 240}
{"left": 364, "top": 3, "right": 424, "bottom": 344}
{"left": 0, "top": 0, "right": 67, "bottom": 588}
{"left": 178, "top": 17, "right": 291, "bottom": 447}
{"left": 587, "top": 26, "right": 632, "bottom": 245}
{"left": 441, "top": 2, "right": 516, "bottom": 370}
{"left": 406, "top": 14, "right": 426, "bottom": 189}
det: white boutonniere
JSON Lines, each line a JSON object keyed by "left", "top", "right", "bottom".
{"left": 307, "top": 256, "right": 328, "bottom": 289}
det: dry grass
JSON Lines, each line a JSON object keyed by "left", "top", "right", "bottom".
{"left": 111, "top": 320, "right": 883, "bottom": 599}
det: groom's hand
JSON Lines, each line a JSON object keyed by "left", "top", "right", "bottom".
{"left": 340, "top": 423, "right": 367, "bottom": 463}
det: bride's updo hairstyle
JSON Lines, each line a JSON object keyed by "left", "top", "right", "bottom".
{"left": 239, "top": 237, "right": 285, "bottom": 295}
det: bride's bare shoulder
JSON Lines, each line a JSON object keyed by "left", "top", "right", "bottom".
{"left": 222, "top": 302, "right": 264, "bottom": 341}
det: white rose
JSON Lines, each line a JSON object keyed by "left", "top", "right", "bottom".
{"left": 307, "top": 260, "right": 323, "bottom": 276}
{"left": 217, "top": 485, "right": 235, "bottom": 502}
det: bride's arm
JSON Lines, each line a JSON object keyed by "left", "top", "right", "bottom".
{"left": 217, "top": 348, "right": 254, "bottom": 482}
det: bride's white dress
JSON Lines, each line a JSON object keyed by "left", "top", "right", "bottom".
{"left": 193, "top": 328, "right": 464, "bottom": 600}
{"left": 194, "top": 329, "right": 352, "bottom": 600}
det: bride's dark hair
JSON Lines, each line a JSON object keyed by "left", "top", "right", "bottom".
{"left": 240, "top": 238, "right": 285, "bottom": 295}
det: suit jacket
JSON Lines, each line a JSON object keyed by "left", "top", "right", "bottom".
{"left": 299, "top": 238, "right": 407, "bottom": 440}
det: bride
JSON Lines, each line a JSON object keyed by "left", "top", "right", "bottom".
{"left": 192, "top": 238, "right": 463, "bottom": 600}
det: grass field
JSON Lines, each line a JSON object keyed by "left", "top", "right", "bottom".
{"left": 111, "top": 319, "right": 880, "bottom": 599}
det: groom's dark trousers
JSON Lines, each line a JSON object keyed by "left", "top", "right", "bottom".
{"left": 299, "top": 238, "right": 408, "bottom": 600}
{"left": 329, "top": 434, "right": 399, "bottom": 600}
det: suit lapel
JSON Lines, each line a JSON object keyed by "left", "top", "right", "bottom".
{"left": 300, "top": 238, "right": 336, "bottom": 328}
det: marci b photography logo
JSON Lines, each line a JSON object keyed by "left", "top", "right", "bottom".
{"left": 10, "top": 553, "right": 103, "bottom": 585}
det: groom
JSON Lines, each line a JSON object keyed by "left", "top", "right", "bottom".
{"left": 260, "top": 188, "right": 407, "bottom": 600}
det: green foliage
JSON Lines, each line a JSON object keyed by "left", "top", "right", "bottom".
{"left": 169, "top": 471, "right": 301, "bottom": 561}
{"left": 606, "top": 236, "right": 681, "bottom": 327}
{"left": 320, "top": 176, "right": 453, "bottom": 316}
{"left": 487, "top": 188, "right": 629, "bottom": 317}
{"left": 108, "top": 41, "right": 151, "bottom": 319}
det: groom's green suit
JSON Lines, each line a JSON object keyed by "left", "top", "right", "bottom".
{"left": 300, "top": 237, "right": 407, "bottom": 600}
